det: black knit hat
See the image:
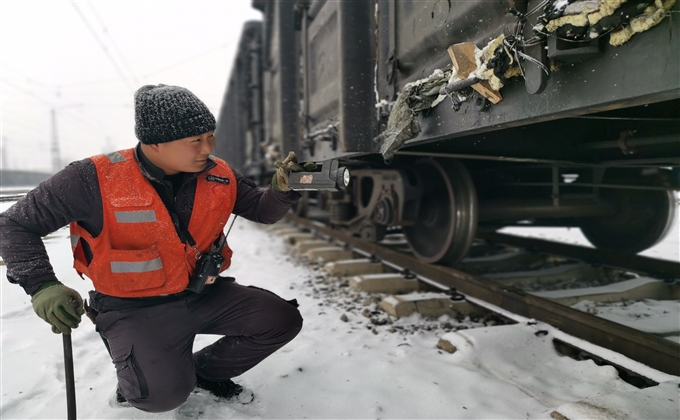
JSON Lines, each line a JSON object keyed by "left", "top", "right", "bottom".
{"left": 134, "top": 84, "right": 216, "bottom": 144}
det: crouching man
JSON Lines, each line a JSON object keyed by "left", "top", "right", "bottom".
{"left": 0, "top": 84, "right": 303, "bottom": 412}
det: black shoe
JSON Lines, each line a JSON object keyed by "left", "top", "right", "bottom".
{"left": 110, "top": 388, "right": 131, "bottom": 408}
{"left": 116, "top": 389, "right": 127, "bottom": 404}
{"left": 195, "top": 375, "right": 255, "bottom": 404}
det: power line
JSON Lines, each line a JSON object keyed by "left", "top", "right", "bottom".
{"left": 2, "top": 79, "right": 55, "bottom": 106}
{"left": 1, "top": 114, "right": 46, "bottom": 131}
{"left": 1, "top": 63, "right": 118, "bottom": 89}
{"left": 3, "top": 41, "right": 230, "bottom": 90}
{"left": 29, "top": 78, "right": 123, "bottom": 89}
{"left": 58, "top": 107, "right": 108, "bottom": 133}
{"left": 1, "top": 63, "right": 60, "bottom": 89}
{"left": 87, "top": 3, "right": 140, "bottom": 86}
{"left": 2, "top": 78, "right": 110, "bottom": 136}
{"left": 70, "top": 3, "right": 135, "bottom": 92}
{"left": 140, "top": 43, "right": 229, "bottom": 79}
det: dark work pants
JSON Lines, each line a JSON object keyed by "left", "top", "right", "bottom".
{"left": 94, "top": 281, "right": 303, "bottom": 413}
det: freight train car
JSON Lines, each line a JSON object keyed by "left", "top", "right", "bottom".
{"left": 214, "top": 0, "right": 680, "bottom": 264}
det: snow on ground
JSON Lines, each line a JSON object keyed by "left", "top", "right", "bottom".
{"left": 571, "top": 299, "right": 680, "bottom": 342}
{"left": 1, "top": 208, "right": 679, "bottom": 419}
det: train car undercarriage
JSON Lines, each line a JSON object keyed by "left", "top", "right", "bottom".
{"left": 313, "top": 156, "right": 677, "bottom": 264}
{"left": 217, "top": 0, "right": 680, "bottom": 265}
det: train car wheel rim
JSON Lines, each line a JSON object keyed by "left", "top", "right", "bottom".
{"left": 579, "top": 189, "right": 677, "bottom": 254}
{"left": 403, "top": 158, "right": 478, "bottom": 264}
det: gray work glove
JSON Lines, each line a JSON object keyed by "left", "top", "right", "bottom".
{"left": 272, "top": 151, "right": 317, "bottom": 192}
{"left": 31, "top": 281, "right": 85, "bottom": 335}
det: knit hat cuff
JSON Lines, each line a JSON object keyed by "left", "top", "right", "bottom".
{"left": 135, "top": 113, "right": 216, "bottom": 144}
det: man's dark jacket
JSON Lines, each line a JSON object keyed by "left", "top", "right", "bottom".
{"left": 0, "top": 145, "right": 298, "bottom": 301}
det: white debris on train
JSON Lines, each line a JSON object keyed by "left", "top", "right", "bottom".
{"left": 376, "top": 0, "right": 676, "bottom": 161}
{"left": 540, "top": 0, "right": 677, "bottom": 46}
{"left": 377, "top": 33, "right": 527, "bottom": 161}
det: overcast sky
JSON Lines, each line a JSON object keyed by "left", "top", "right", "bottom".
{"left": 1, "top": 0, "right": 261, "bottom": 173}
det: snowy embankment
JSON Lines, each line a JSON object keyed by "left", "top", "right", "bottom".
{"left": 1, "top": 211, "right": 679, "bottom": 419}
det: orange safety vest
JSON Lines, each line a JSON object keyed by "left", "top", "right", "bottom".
{"left": 70, "top": 148, "right": 237, "bottom": 298}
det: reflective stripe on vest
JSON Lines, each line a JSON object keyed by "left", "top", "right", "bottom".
{"left": 106, "top": 151, "right": 126, "bottom": 164}
{"left": 110, "top": 258, "right": 163, "bottom": 273}
{"left": 70, "top": 234, "right": 80, "bottom": 247}
{"left": 114, "top": 210, "right": 157, "bottom": 223}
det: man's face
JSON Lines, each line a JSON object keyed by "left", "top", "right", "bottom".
{"left": 151, "top": 131, "right": 216, "bottom": 175}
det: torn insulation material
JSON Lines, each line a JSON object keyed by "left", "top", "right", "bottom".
{"left": 377, "top": 0, "right": 674, "bottom": 161}
{"left": 610, "top": 0, "right": 677, "bottom": 46}
{"left": 378, "top": 36, "right": 525, "bottom": 161}
{"left": 378, "top": 69, "right": 451, "bottom": 161}
{"left": 473, "top": 35, "right": 523, "bottom": 91}
{"left": 540, "top": 0, "right": 675, "bottom": 46}
{"left": 544, "top": 0, "right": 630, "bottom": 33}
{"left": 586, "top": 0, "right": 629, "bottom": 26}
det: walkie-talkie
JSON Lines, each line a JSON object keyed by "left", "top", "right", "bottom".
{"left": 186, "top": 216, "right": 237, "bottom": 293}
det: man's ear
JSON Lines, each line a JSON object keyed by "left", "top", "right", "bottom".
{"left": 147, "top": 144, "right": 161, "bottom": 153}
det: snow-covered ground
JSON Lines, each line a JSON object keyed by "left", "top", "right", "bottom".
{"left": 1, "top": 205, "right": 679, "bottom": 419}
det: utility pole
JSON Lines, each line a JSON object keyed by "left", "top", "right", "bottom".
{"left": 51, "top": 108, "right": 62, "bottom": 173}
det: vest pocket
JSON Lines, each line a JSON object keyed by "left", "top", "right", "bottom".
{"left": 105, "top": 248, "right": 167, "bottom": 293}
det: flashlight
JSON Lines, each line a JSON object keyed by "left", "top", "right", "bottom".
{"left": 288, "top": 159, "right": 350, "bottom": 191}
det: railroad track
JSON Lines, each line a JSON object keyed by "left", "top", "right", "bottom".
{"left": 0, "top": 194, "right": 26, "bottom": 203}
{"left": 281, "top": 213, "right": 680, "bottom": 378}
{"left": 2, "top": 191, "right": 676, "bottom": 378}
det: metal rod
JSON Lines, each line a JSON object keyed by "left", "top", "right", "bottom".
{"left": 395, "top": 150, "right": 579, "bottom": 165}
{"left": 394, "top": 150, "right": 680, "bottom": 168}
{"left": 508, "top": 181, "right": 677, "bottom": 192}
{"left": 477, "top": 198, "right": 616, "bottom": 221}
{"left": 439, "top": 76, "right": 481, "bottom": 95}
{"left": 63, "top": 334, "right": 77, "bottom": 420}
{"left": 581, "top": 134, "right": 680, "bottom": 150}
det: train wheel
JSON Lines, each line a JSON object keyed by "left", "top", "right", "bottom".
{"left": 403, "top": 158, "right": 478, "bottom": 264}
{"left": 579, "top": 189, "right": 676, "bottom": 254}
